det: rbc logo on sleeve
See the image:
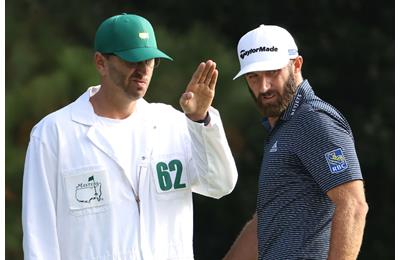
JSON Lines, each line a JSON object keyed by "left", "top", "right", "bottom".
{"left": 325, "top": 148, "right": 348, "bottom": 173}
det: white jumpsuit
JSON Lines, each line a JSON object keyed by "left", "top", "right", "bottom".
{"left": 22, "top": 86, "right": 238, "bottom": 260}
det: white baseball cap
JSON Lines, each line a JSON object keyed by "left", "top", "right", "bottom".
{"left": 233, "top": 25, "right": 298, "bottom": 80}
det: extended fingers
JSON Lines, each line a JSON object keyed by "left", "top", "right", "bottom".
{"left": 201, "top": 60, "right": 216, "bottom": 85}
{"left": 190, "top": 60, "right": 216, "bottom": 85}
{"left": 209, "top": 69, "right": 218, "bottom": 91}
{"left": 189, "top": 62, "right": 206, "bottom": 85}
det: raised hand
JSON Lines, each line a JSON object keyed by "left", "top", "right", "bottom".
{"left": 179, "top": 60, "right": 218, "bottom": 121}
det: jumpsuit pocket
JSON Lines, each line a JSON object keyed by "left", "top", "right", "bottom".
{"left": 62, "top": 165, "right": 111, "bottom": 216}
{"left": 151, "top": 154, "right": 190, "bottom": 200}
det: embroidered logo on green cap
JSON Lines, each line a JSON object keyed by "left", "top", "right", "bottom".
{"left": 139, "top": 32, "right": 149, "bottom": 39}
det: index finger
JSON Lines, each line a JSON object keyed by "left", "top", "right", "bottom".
{"left": 199, "top": 60, "right": 216, "bottom": 84}
{"left": 189, "top": 62, "right": 206, "bottom": 85}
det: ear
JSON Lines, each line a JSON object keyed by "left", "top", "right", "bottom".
{"left": 94, "top": 52, "right": 108, "bottom": 76}
{"left": 293, "top": 56, "right": 303, "bottom": 74}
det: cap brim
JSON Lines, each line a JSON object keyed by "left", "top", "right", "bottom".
{"left": 115, "top": 47, "right": 173, "bottom": 62}
{"left": 233, "top": 58, "right": 289, "bottom": 80}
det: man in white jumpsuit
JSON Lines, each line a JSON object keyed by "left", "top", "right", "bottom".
{"left": 22, "top": 13, "right": 238, "bottom": 260}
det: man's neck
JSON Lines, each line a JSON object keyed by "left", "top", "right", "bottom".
{"left": 268, "top": 116, "right": 279, "bottom": 129}
{"left": 90, "top": 85, "right": 137, "bottom": 119}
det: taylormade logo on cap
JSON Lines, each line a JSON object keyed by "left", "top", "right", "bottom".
{"left": 233, "top": 25, "right": 298, "bottom": 80}
{"left": 240, "top": 46, "right": 278, "bottom": 59}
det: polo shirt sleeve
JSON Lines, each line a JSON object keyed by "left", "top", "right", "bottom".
{"left": 294, "top": 110, "right": 363, "bottom": 193}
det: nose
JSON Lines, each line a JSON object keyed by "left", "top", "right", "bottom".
{"left": 259, "top": 73, "right": 273, "bottom": 93}
{"left": 134, "top": 62, "right": 151, "bottom": 76}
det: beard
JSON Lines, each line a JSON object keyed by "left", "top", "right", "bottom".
{"left": 108, "top": 61, "right": 148, "bottom": 100}
{"left": 248, "top": 70, "right": 297, "bottom": 117}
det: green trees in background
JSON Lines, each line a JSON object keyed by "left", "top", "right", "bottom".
{"left": 5, "top": 0, "right": 394, "bottom": 259}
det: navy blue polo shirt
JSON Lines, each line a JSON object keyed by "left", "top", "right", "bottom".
{"left": 257, "top": 80, "right": 363, "bottom": 260}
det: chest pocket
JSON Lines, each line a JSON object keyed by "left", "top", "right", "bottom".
{"left": 151, "top": 153, "right": 190, "bottom": 200}
{"left": 62, "top": 165, "right": 111, "bottom": 216}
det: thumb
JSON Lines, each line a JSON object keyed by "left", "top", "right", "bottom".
{"left": 180, "top": 92, "right": 194, "bottom": 105}
{"left": 181, "top": 92, "right": 194, "bottom": 100}
{"left": 179, "top": 92, "right": 194, "bottom": 112}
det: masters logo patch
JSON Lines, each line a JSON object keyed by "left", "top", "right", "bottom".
{"left": 63, "top": 167, "right": 110, "bottom": 212}
{"left": 325, "top": 148, "right": 348, "bottom": 173}
{"left": 75, "top": 175, "right": 103, "bottom": 204}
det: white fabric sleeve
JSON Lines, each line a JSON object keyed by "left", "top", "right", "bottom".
{"left": 22, "top": 135, "right": 61, "bottom": 260}
{"left": 186, "top": 107, "right": 238, "bottom": 199}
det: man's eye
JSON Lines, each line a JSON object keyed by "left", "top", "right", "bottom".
{"left": 269, "top": 69, "right": 280, "bottom": 76}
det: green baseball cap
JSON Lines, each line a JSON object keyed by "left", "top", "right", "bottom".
{"left": 95, "top": 13, "right": 173, "bottom": 62}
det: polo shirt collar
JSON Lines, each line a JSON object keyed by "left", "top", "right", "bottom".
{"left": 261, "top": 79, "right": 314, "bottom": 131}
{"left": 280, "top": 79, "right": 314, "bottom": 121}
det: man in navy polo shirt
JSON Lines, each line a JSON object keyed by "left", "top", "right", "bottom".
{"left": 224, "top": 25, "right": 368, "bottom": 260}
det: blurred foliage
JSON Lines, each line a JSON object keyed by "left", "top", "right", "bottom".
{"left": 5, "top": 0, "right": 393, "bottom": 259}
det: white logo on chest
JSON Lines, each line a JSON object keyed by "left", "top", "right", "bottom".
{"left": 269, "top": 141, "right": 278, "bottom": 152}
